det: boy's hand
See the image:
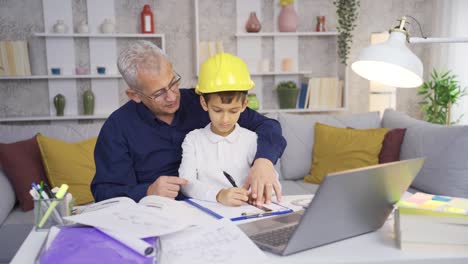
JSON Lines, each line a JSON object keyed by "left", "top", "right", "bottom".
{"left": 216, "top": 187, "right": 249, "bottom": 206}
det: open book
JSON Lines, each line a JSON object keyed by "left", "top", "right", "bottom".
{"left": 79, "top": 195, "right": 170, "bottom": 214}
{"left": 65, "top": 195, "right": 215, "bottom": 238}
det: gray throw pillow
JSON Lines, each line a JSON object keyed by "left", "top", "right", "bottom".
{"left": 382, "top": 109, "right": 468, "bottom": 198}
{"left": 278, "top": 112, "right": 381, "bottom": 180}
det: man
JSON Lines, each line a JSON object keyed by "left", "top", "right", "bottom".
{"left": 91, "top": 40, "right": 286, "bottom": 205}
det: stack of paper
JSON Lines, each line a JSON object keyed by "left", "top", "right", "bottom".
{"left": 395, "top": 192, "right": 468, "bottom": 251}
{"left": 160, "top": 219, "right": 266, "bottom": 264}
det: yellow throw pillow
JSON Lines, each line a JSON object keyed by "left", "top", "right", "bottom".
{"left": 36, "top": 133, "right": 97, "bottom": 205}
{"left": 304, "top": 123, "right": 389, "bottom": 184}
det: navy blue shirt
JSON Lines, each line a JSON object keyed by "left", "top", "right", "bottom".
{"left": 91, "top": 88, "right": 286, "bottom": 202}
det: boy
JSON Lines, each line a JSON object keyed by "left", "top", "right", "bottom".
{"left": 179, "top": 53, "right": 280, "bottom": 206}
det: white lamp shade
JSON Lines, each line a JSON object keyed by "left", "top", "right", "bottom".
{"left": 352, "top": 31, "right": 424, "bottom": 88}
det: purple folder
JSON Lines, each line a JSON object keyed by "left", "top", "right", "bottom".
{"left": 39, "top": 226, "right": 156, "bottom": 264}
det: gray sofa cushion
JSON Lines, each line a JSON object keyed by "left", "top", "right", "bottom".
{"left": 278, "top": 112, "right": 381, "bottom": 180}
{"left": 0, "top": 169, "right": 15, "bottom": 225}
{"left": 382, "top": 109, "right": 468, "bottom": 198}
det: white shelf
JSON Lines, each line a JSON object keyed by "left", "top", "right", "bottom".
{"left": 235, "top": 32, "right": 338, "bottom": 37}
{"left": 34, "top": 33, "right": 165, "bottom": 38}
{"left": 259, "top": 107, "right": 347, "bottom": 114}
{"left": 0, "top": 114, "right": 109, "bottom": 122}
{"left": 0, "top": 74, "right": 122, "bottom": 80}
{"left": 251, "top": 71, "right": 311, "bottom": 76}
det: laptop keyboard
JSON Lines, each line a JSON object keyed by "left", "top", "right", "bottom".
{"left": 251, "top": 225, "right": 297, "bottom": 247}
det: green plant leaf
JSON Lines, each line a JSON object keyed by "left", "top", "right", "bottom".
{"left": 418, "top": 67, "right": 466, "bottom": 125}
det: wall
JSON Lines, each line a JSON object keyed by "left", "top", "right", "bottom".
{"left": 0, "top": 0, "right": 433, "bottom": 119}
{"left": 429, "top": 0, "right": 468, "bottom": 125}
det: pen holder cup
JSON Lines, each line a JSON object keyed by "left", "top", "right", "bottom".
{"left": 34, "top": 197, "right": 68, "bottom": 231}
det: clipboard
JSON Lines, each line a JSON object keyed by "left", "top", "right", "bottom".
{"left": 184, "top": 198, "right": 293, "bottom": 221}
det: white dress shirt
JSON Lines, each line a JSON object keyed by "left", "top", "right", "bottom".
{"left": 179, "top": 123, "right": 259, "bottom": 201}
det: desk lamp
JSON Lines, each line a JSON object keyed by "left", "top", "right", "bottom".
{"left": 351, "top": 16, "right": 468, "bottom": 88}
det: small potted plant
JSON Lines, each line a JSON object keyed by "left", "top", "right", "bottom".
{"left": 277, "top": 81, "right": 299, "bottom": 109}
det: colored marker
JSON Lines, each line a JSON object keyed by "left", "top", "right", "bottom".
{"left": 38, "top": 184, "right": 69, "bottom": 228}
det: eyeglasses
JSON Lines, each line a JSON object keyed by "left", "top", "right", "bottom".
{"left": 136, "top": 72, "right": 181, "bottom": 101}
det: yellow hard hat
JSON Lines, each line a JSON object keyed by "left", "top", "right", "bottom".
{"left": 196, "top": 52, "right": 255, "bottom": 94}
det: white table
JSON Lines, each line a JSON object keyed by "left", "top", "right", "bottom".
{"left": 11, "top": 195, "right": 468, "bottom": 264}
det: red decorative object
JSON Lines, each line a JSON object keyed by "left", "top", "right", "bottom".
{"left": 245, "top": 12, "right": 261, "bottom": 33}
{"left": 315, "top": 16, "right": 326, "bottom": 32}
{"left": 141, "top": 4, "right": 155, "bottom": 34}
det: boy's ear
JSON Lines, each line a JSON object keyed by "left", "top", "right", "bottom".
{"left": 126, "top": 89, "right": 142, "bottom": 103}
{"left": 241, "top": 98, "right": 249, "bottom": 112}
{"left": 200, "top": 96, "right": 209, "bottom": 111}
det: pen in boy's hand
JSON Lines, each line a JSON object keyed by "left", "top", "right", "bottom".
{"left": 223, "top": 171, "right": 238, "bottom": 187}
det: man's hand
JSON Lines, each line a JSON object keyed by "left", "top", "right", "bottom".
{"left": 243, "top": 158, "right": 282, "bottom": 206}
{"left": 146, "top": 176, "right": 188, "bottom": 199}
{"left": 216, "top": 187, "right": 249, "bottom": 206}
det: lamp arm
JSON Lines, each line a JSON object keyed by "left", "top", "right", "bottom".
{"left": 409, "top": 37, "right": 468, "bottom": 44}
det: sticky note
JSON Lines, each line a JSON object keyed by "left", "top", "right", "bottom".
{"left": 449, "top": 198, "right": 468, "bottom": 210}
{"left": 443, "top": 207, "right": 466, "bottom": 214}
{"left": 423, "top": 200, "right": 447, "bottom": 207}
{"left": 407, "top": 192, "right": 433, "bottom": 204}
{"left": 418, "top": 200, "right": 446, "bottom": 210}
{"left": 396, "top": 201, "right": 417, "bottom": 208}
{"left": 432, "top": 195, "right": 451, "bottom": 202}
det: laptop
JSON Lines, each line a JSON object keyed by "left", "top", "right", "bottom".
{"left": 238, "top": 158, "right": 425, "bottom": 256}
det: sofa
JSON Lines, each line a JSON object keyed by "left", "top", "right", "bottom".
{"left": 1, "top": 108, "right": 467, "bottom": 263}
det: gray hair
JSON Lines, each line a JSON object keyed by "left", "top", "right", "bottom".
{"left": 117, "top": 40, "right": 168, "bottom": 91}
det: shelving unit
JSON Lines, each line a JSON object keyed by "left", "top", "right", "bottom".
{"left": 194, "top": 0, "right": 347, "bottom": 112}
{"left": 0, "top": 114, "right": 109, "bottom": 122}
{"left": 0, "top": 75, "right": 122, "bottom": 80}
{"left": 235, "top": 32, "right": 339, "bottom": 37}
{"left": 0, "top": 0, "right": 164, "bottom": 122}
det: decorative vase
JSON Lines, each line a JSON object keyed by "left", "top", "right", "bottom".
{"left": 101, "top": 19, "right": 115, "bottom": 33}
{"left": 245, "top": 12, "right": 261, "bottom": 33}
{"left": 53, "top": 94, "right": 66, "bottom": 116}
{"left": 141, "top": 4, "right": 155, "bottom": 33}
{"left": 83, "top": 90, "right": 95, "bottom": 115}
{"left": 315, "top": 16, "right": 326, "bottom": 32}
{"left": 247, "top": 93, "right": 260, "bottom": 110}
{"left": 53, "top": 20, "right": 68, "bottom": 34}
{"left": 278, "top": 4, "right": 298, "bottom": 32}
{"left": 77, "top": 21, "right": 89, "bottom": 33}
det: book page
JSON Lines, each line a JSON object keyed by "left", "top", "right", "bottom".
{"left": 139, "top": 195, "right": 215, "bottom": 226}
{"left": 159, "top": 219, "right": 266, "bottom": 264}
{"left": 78, "top": 196, "right": 136, "bottom": 214}
{"left": 64, "top": 203, "right": 191, "bottom": 238}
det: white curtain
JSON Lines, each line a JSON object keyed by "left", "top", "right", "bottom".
{"left": 430, "top": 0, "right": 468, "bottom": 124}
